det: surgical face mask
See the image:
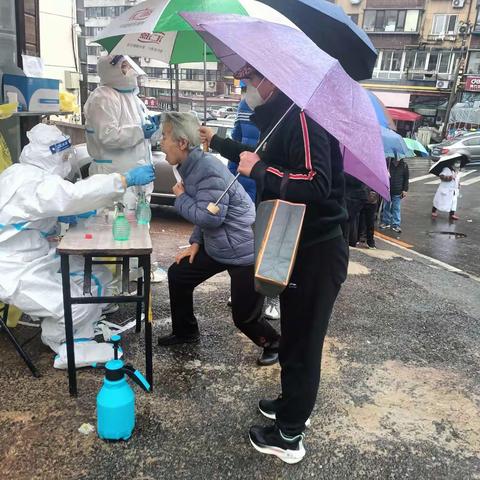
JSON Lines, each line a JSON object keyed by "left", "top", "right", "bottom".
{"left": 244, "top": 78, "right": 270, "bottom": 110}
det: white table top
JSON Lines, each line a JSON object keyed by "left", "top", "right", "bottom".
{"left": 57, "top": 219, "right": 152, "bottom": 256}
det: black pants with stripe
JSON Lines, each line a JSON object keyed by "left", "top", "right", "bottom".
{"left": 168, "top": 247, "right": 280, "bottom": 348}
{"left": 276, "top": 235, "right": 349, "bottom": 436}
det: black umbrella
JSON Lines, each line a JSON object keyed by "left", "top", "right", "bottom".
{"left": 429, "top": 153, "right": 470, "bottom": 176}
{"left": 259, "top": 0, "right": 377, "bottom": 81}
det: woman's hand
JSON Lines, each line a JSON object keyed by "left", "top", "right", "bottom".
{"left": 175, "top": 243, "right": 200, "bottom": 264}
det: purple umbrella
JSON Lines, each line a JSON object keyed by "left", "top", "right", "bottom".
{"left": 180, "top": 12, "right": 389, "bottom": 199}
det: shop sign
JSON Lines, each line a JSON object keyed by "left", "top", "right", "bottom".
{"left": 464, "top": 76, "right": 480, "bottom": 92}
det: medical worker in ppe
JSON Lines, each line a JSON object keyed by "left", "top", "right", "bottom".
{"left": 0, "top": 124, "right": 155, "bottom": 367}
{"left": 84, "top": 54, "right": 158, "bottom": 209}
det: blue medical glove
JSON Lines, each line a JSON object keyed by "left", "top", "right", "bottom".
{"left": 143, "top": 121, "right": 158, "bottom": 139}
{"left": 124, "top": 164, "right": 155, "bottom": 187}
{"left": 77, "top": 210, "right": 97, "bottom": 219}
{"left": 149, "top": 114, "right": 161, "bottom": 129}
{"left": 58, "top": 215, "right": 78, "bottom": 224}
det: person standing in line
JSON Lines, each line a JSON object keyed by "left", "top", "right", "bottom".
{"left": 358, "top": 188, "right": 379, "bottom": 249}
{"left": 200, "top": 65, "right": 348, "bottom": 464}
{"left": 379, "top": 156, "right": 409, "bottom": 233}
{"left": 343, "top": 174, "right": 368, "bottom": 247}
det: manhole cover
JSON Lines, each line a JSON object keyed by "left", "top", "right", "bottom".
{"left": 427, "top": 231, "right": 467, "bottom": 239}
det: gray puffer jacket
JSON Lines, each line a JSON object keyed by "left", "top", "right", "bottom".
{"left": 175, "top": 147, "right": 256, "bottom": 266}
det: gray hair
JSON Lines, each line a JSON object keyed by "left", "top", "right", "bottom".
{"left": 163, "top": 112, "right": 201, "bottom": 148}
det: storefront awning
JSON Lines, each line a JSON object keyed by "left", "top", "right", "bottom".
{"left": 386, "top": 108, "right": 422, "bottom": 122}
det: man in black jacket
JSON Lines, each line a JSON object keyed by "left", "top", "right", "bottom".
{"left": 199, "top": 65, "right": 348, "bottom": 464}
{"left": 379, "top": 157, "right": 409, "bottom": 233}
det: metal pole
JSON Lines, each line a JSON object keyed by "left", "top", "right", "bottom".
{"left": 174, "top": 64, "right": 180, "bottom": 112}
{"left": 442, "top": 35, "right": 467, "bottom": 138}
{"left": 169, "top": 64, "right": 174, "bottom": 111}
{"left": 203, "top": 43, "right": 208, "bottom": 122}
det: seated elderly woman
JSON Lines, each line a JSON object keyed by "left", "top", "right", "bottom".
{"left": 157, "top": 112, "right": 279, "bottom": 366}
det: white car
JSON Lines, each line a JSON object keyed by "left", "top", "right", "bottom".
{"left": 214, "top": 106, "right": 237, "bottom": 118}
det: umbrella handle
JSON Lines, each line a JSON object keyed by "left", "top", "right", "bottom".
{"left": 207, "top": 173, "right": 240, "bottom": 214}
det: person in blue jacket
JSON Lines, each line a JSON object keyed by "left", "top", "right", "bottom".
{"left": 228, "top": 83, "right": 280, "bottom": 321}
{"left": 228, "top": 82, "right": 259, "bottom": 202}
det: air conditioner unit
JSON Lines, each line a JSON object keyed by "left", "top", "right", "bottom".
{"left": 452, "top": 0, "right": 465, "bottom": 8}
{"left": 436, "top": 80, "right": 451, "bottom": 89}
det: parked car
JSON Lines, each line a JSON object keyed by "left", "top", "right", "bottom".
{"left": 213, "top": 106, "right": 237, "bottom": 118}
{"left": 430, "top": 134, "right": 480, "bottom": 166}
{"left": 72, "top": 121, "right": 233, "bottom": 207}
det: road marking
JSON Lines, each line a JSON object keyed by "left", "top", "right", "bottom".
{"left": 409, "top": 173, "right": 435, "bottom": 183}
{"left": 375, "top": 237, "right": 480, "bottom": 283}
{"left": 460, "top": 175, "right": 480, "bottom": 186}
{"left": 424, "top": 170, "right": 476, "bottom": 185}
{"left": 374, "top": 231, "right": 414, "bottom": 248}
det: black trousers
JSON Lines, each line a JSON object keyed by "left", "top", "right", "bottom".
{"left": 344, "top": 198, "right": 366, "bottom": 247}
{"left": 168, "top": 247, "right": 279, "bottom": 347}
{"left": 358, "top": 202, "right": 376, "bottom": 245}
{"left": 276, "top": 235, "right": 348, "bottom": 436}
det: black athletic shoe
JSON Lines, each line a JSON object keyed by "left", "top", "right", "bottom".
{"left": 157, "top": 333, "right": 200, "bottom": 346}
{"left": 249, "top": 424, "right": 306, "bottom": 464}
{"left": 259, "top": 396, "right": 311, "bottom": 427}
{"left": 257, "top": 348, "right": 279, "bottom": 366}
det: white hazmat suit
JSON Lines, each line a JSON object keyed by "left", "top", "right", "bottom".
{"left": 84, "top": 55, "right": 154, "bottom": 210}
{"left": 0, "top": 124, "right": 128, "bottom": 365}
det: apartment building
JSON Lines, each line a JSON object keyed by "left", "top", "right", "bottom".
{"left": 337, "top": 0, "right": 479, "bottom": 126}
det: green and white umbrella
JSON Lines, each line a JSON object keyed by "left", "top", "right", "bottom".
{"left": 93, "top": 0, "right": 296, "bottom": 64}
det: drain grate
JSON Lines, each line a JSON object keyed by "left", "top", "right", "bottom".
{"left": 427, "top": 231, "right": 467, "bottom": 239}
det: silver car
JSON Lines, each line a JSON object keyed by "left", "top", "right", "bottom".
{"left": 431, "top": 134, "right": 480, "bottom": 166}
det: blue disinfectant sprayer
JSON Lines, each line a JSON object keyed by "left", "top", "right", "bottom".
{"left": 95, "top": 335, "right": 150, "bottom": 441}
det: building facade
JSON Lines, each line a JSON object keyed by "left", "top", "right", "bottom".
{"left": 337, "top": 0, "right": 479, "bottom": 128}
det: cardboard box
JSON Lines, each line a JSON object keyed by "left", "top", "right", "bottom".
{"left": 2, "top": 74, "right": 60, "bottom": 112}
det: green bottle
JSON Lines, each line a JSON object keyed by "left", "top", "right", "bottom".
{"left": 136, "top": 192, "right": 151, "bottom": 225}
{"left": 112, "top": 203, "right": 131, "bottom": 241}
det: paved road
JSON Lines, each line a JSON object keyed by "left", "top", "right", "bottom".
{"left": 0, "top": 208, "right": 479, "bottom": 480}
{"left": 376, "top": 157, "right": 480, "bottom": 277}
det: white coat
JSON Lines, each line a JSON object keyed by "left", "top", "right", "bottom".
{"left": 433, "top": 167, "right": 460, "bottom": 212}
{"left": 0, "top": 163, "right": 126, "bottom": 352}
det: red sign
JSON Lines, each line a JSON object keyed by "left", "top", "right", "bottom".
{"left": 465, "top": 76, "right": 480, "bottom": 92}
{"left": 129, "top": 8, "right": 153, "bottom": 22}
{"left": 143, "top": 97, "right": 158, "bottom": 107}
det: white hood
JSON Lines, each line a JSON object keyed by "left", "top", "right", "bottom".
{"left": 19, "top": 124, "right": 72, "bottom": 178}
{"left": 98, "top": 54, "right": 146, "bottom": 91}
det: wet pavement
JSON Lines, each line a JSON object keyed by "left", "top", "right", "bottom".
{"left": 1, "top": 206, "right": 479, "bottom": 480}
{"left": 377, "top": 157, "right": 480, "bottom": 277}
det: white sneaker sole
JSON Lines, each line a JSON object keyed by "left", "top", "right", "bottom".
{"left": 249, "top": 435, "right": 306, "bottom": 464}
{"left": 258, "top": 405, "right": 311, "bottom": 427}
